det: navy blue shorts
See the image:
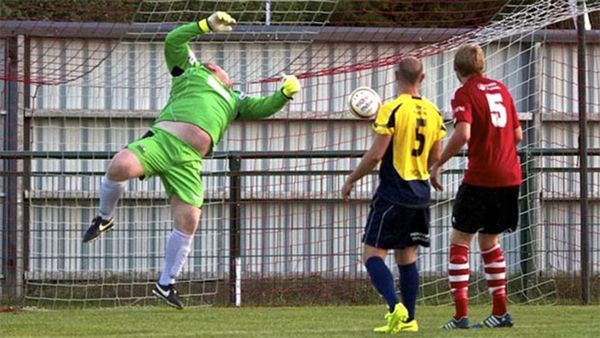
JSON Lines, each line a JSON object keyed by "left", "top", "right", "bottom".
{"left": 362, "top": 196, "right": 430, "bottom": 249}
{"left": 452, "top": 183, "right": 520, "bottom": 235}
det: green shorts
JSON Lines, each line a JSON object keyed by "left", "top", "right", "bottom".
{"left": 128, "top": 127, "right": 204, "bottom": 208}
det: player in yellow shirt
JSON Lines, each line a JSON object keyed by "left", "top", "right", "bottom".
{"left": 342, "top": 56, "right": 446, "bottom": 333}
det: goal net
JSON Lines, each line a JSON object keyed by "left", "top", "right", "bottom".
{"left": 1, "top": 0, "right": 599, "bottom": 307}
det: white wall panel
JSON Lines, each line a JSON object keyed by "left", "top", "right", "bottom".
{"left": 16, "top": 36, "right": 600, "bottom": 279}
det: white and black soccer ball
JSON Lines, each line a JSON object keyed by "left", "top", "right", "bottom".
{"left": 348, "top": 87, "right": 381, "bottom": 119}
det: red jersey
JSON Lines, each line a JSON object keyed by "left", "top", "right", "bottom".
{"left": 451, "top": 75, "right": 521, "bottom": 187}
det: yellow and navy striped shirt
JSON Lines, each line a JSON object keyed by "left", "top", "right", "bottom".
{"left": 372, "top": 94, "right": 446, "bottom": 206}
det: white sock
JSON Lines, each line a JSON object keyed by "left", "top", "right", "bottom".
{"left": 98, "top": 175, "right": 126, "bottom": 220}
{"left": 159, "top": 229, "right": 193, "bottom": 286}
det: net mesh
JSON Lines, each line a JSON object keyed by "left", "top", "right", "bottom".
{"left": 1, "top": 0, "right": 599, "bottom": 306}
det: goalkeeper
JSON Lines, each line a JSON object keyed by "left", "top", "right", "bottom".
{"left": 82, "top": 12, "right": 300, "bottom": 309}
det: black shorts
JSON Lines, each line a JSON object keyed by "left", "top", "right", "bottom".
{"left": 452, "top": 183, "right": 520, "bottom": 235}
{"left": 362, "top": 196, "right": 430, "bottom": 249}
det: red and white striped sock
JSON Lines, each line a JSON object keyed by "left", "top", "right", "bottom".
{"left": 449, "top": 243, "right": 469, "bottom": 320}
{"left": 482, "top": 244, "right": 507, "bottom": 316}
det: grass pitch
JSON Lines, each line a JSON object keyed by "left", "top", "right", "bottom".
{"left": 1, "top": 304, "right": 599, "bottom": 337}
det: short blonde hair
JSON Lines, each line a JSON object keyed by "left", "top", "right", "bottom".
{"left": 454, "top": 44, "right": 484, "bottom": 78}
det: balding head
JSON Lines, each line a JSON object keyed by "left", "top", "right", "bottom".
{"left": 396, "top": 57, "right": 424, "bottom": 85}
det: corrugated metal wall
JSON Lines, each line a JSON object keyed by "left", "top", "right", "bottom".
{"left": 20, "top": 37, "right": 600, "bottom": 282}
{"left": 538, "top": 43, "right": 600, "bottom": 275}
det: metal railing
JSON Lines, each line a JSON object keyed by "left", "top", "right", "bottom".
{"left": 1, "top": 148, "right": 599, "bottom": 303}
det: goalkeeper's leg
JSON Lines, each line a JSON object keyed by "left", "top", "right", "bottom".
{"left": 153, "top": 195, "right": 200, "bottom": 310}
{"left": 83, "top": 149, "right": 144, "bottom": 243}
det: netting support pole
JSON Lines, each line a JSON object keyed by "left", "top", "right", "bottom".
{"left": 265, "top": 1, "right": 271, "bottom": 26}
{"left": 229, "top": 156, "right": 242, "bottom": 306}
{"left": 519, "top": 151, "right": 534, "bottom": 301}
{"left": 518, "top": 41, "right": 540, "bottom": 302}
{"left": 2, "top": 36, "right": 22, "bottom": 300}
{"left": 576, "top": 12, "right": 590, "bottom": 305}
{"left": 22, "top": 36, "right": 31, "bottom": 285}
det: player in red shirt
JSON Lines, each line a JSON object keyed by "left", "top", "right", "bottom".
{"left": 430, "top": 44, "right": 522, "bottom": 329}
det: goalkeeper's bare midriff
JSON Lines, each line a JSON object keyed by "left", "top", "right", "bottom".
{"left": 154, "top": 121, "right": 212, "bottom": 156}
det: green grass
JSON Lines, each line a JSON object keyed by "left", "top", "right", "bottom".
{"left": 1, "top": 304, "right": 599, "bottom": 337}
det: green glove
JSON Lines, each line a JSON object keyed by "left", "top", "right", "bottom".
{"left": 281, "top": 74, "right": 300, "bottom": 99}
{"left": 199, "top": 11, "right": 236, "bottom": 33}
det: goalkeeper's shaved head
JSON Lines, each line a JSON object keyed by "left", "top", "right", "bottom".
{"left": 396, "top": 57, "right": 424, "bottom": 85}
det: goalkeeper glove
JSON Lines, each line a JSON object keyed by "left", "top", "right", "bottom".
{"left": 281, "top": 74, "right": 300, "bottom": 99}
{"left": 199, "top": 11, "right": 236, "bottom": 33}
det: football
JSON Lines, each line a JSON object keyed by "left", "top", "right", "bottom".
{"left": 348, "top": 87, "right": 381, "bottom": 119}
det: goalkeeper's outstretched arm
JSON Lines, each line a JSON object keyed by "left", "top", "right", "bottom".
{"left": 237, "top": 75, "right": 301, "bottom": 120}
{"left": 164, "top": 12, "right": 236, "bottom": 76}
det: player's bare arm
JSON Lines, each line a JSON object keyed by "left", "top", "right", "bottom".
{"left": 514, "top": 126, "right": 523, "bottom": 144}
{"left": 430, "top": 122, "right": 470, "bottom": 191}
{"left": 428, "top": 140, "right": 443, "bottom": 191}
{"left": 341, "top": 134, "right": 392, "bottom": 201}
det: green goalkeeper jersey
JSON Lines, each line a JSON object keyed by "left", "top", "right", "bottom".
{"left": 154, "top": 22, "right": 290, "bottom": 146}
